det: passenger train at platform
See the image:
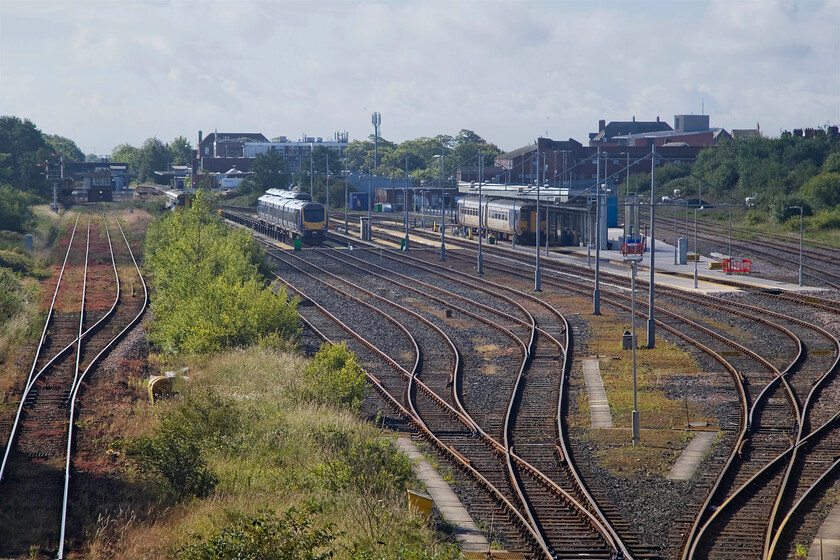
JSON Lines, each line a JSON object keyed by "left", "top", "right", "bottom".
{"left": 257, "top": 188, "right": 328, "bottom": 244}
{"left": 457, "top": 197, "right": 547, "bottom": 244}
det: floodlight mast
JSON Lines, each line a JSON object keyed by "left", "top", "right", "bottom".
{"left": 647, "top": 144, "right": 656, "bottom": 349}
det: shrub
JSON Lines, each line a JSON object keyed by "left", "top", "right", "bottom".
{"left": 178, "top": 504, "right": 337, "bottom": 560}
{"left": 145, "top": 190, "right": 300, "bottom": 354}
{"left": 302, "top": 342, "right": 367, "bottom": 409}
{"left": 126, "top": 393, "right": 233, "bottom": 500}
{"left": 314, "top": 429, "right": 414, "bottom": 540}
{"left": 0, "top": 267, "right": 22, "bottom": 321}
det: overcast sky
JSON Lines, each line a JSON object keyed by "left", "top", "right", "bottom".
{"left": 2, "top": 0, "right": 838, "bottom": 156}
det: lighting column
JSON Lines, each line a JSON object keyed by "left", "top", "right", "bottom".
{"left": 344, "top": 170, "right": 348, "bottom": 233}
{"left": 631, "top": 259, "right": 640, "bottom": 445}
{"left": 404, "top": 154, "right": 409, "bottom": 250}
{"left": 477, "top": 149, "right": 483, "bottom": 275}
{"left": 594, "top": 147, "right": 601, "bottom": 315}
{"left": 647, "top": 145, "right": 656, "bottom": 349}
{"left": 366, "top": 158, "right": 372, "bottom": 240}
{"left": 440, "top": 151, "right": 446, "bottom": 261}
{"left": 790, "top": 205, "right": 803, "bottom": 286}
{"left": 727, "top": 205, "right": 732, "bottom": 274}
{"left": 535, "top": 150, "right": 541, "bottom": 292}
{"left": 694, "top": 206, "right": 704, "bottom": 288}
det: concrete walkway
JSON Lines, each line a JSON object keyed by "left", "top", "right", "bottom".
{"left": 582, "top": 358, "right": 613, "bottom": 428}
{"left": 395, "top": 435, "right": 490, "bottom": 552}
{"left": 666, "top": 431, "right": 718, "bottom": 481}
{"left": 809, "top": 501, "right": 840, "bottom": 560}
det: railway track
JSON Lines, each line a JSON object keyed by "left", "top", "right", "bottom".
{"left": 371, "top": 219, "right": 840, "bottom": 560}
{"left": 0, "top": 213, "right": 148, "bottom": 558}
{"left": 262, "top": 242, "right": 644, "bottom": 558}
{"left": 655, "top": 213, "right": 840, "bottom": 290}
{"left": 224, "top": 208, "right": 840, "bottom": 558}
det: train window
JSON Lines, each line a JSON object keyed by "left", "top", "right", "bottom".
{"left": 303, "top": 206, "right": 324, "bottom": 222}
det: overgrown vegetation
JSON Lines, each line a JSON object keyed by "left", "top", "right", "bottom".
{"left": 106, "top": 347, "right": 458, "bottom": 559}
{"left": 144, "top": 190, "right": 300, "bottom": 354}
{"left": 302, "top": 342, "right": 368, "bottom": 408}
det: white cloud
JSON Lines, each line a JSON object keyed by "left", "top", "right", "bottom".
{"left": 0, "top": 0, "right": 837, "bottom": 154}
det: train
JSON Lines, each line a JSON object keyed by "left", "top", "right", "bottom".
{"left": 457, "top": 197, "right": 546, "bottom": 244}
{"left": 165, "top": 189, "right": 192, "bottom": 210}
{"left": 257, "top": 188, "right": 328, "bottom": 244}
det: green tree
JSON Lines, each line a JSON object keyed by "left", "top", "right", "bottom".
{"left": 127, "top": 415, "right": 218, "bottom": 500}
{"left": 138, "top": 137, "right": 170, "bottom": 183}
{"left": 821, "top": 151, "right": 840, "bottom": 174}
{"left": 43, "top": 134, "right": 84, "bottom": 162}
{"left": 0, "top": 116, "right": 49, "bottom": 193}
{"left": 800, "top": 172, "right": 840, "bottom": 211}
{"left": 240, "top": 149, "right": 289, "bottom": 200}
{"left": 0, "top": 184, "right": 37, "bottom": 233}
{"left": 110, "top": 143, "right": 140, "bottom": 172}
{"left": 144, "top": 190, "right": 300, "bottom": 354}
{"left": 169, "top": 135, "right": 193, "bottom": 166}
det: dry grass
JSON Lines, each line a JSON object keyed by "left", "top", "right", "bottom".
{"left": 80, "top": 346, "right": 447, "bottom": 559}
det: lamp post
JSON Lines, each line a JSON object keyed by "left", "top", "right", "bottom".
{"left": 404, "top": 155, "right": 410, "bottom": 250}
{"left": 694, "top": 206, "right": 704, "bottom": 288}
{"left": 630, "top": 257, "right": 641, "bottom": 445}
{"left": 790, "top": 205, "right": 803, "bottom": 286}
{"left": 673, "top": 199, "right": 687, "bottom": 265}
{"left": 647, "top": 145, "right": 656, "bottom": 349}
{"left": 594, "top": 147, "right": 601, "bottom": 315}
{"left": 477, "top": 149, "right": 484, "bottom": 275}
{"left": 535, "top": 150, "right": 542, "bottom": 292}
{"left": 344, "top": 169, "right": 348, "bottom": 234}
{"left": 439, "top": 152, "right": 446, "bottom": 261}
{"left": 365, "top": 158, "right": 372, "bottom": 240}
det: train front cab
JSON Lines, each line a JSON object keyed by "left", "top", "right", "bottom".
{"left": 300, "top": 203, "right": 328, "bottom": 243}
{"left": 519, "top": 204, "right": 547, "bottom": 245}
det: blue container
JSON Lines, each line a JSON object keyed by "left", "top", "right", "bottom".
{"left": 350, "top": 192, "right": 369, "bottom": 211}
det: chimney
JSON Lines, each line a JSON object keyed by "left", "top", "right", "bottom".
{"left": 599, "top": 119, "right": 606, "bottom": 132}
{"left": 198, "top": 130, "right": 203, "bottom": 145}
{"left": 632, "top": 116, "right": 636, "bottom": 122}
{"left": 214, "top": 128, "right": 218, "bottom": 158}
{"left": 656, "top": 116, "right": 660, "bottom": 122}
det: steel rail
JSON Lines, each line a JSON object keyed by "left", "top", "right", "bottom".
{"left": 270, "top": 262, "right": 548, "bottom": 554}
{"left": 0, "top": 213, "right": 82, "bottom": 484}
{"left": 364, "top": 244, "right": 632, "bottom": 557}
{"left": 57, "top": 214, "right": 149, "bottom": 558}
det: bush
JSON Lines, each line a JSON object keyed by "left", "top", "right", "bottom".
{"left": 314, "top": 429, "right": 414, "bottom": 540}
{"left": 145, "top": 190, "right": 300, "bottom": 354}
{"left": 0, "top": 267, "right": 22, "bottom": 321}
{"left": 125, "top": 391, "right": 239, "bottom": 500}
{"left": 178, "top": 504, "right": 337, "bottom": 560}
{"left": 302, "top": 342, "right": 367, "bottom": 408}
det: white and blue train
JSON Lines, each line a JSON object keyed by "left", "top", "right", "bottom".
{"left": 257, "top": 189, "right": 328, "bottom": 244}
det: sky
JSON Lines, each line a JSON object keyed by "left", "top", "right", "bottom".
{"left": 1, "top": 0, "right": 838, "bottom": 156}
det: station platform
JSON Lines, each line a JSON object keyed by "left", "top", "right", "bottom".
{"left": 545, "top": 228, "right": 819, "bottom": 295}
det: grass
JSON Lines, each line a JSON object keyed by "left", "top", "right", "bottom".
{"left": 82, "top": 346, "right": 456, "bottom": 559}
{"left": 538, "top": 287, "right": 717, "bottom": 477}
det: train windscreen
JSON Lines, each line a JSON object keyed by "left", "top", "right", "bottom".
{"left": 303, "top": 206, "right": 325, "bottom": 222}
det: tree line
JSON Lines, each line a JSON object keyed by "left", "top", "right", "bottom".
{"left": 624, "top": 132, "right": 840, "bottom": 228}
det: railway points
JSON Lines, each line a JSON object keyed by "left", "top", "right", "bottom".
{"left": 225, "top": 206, "right": 840, "bottom": 560}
